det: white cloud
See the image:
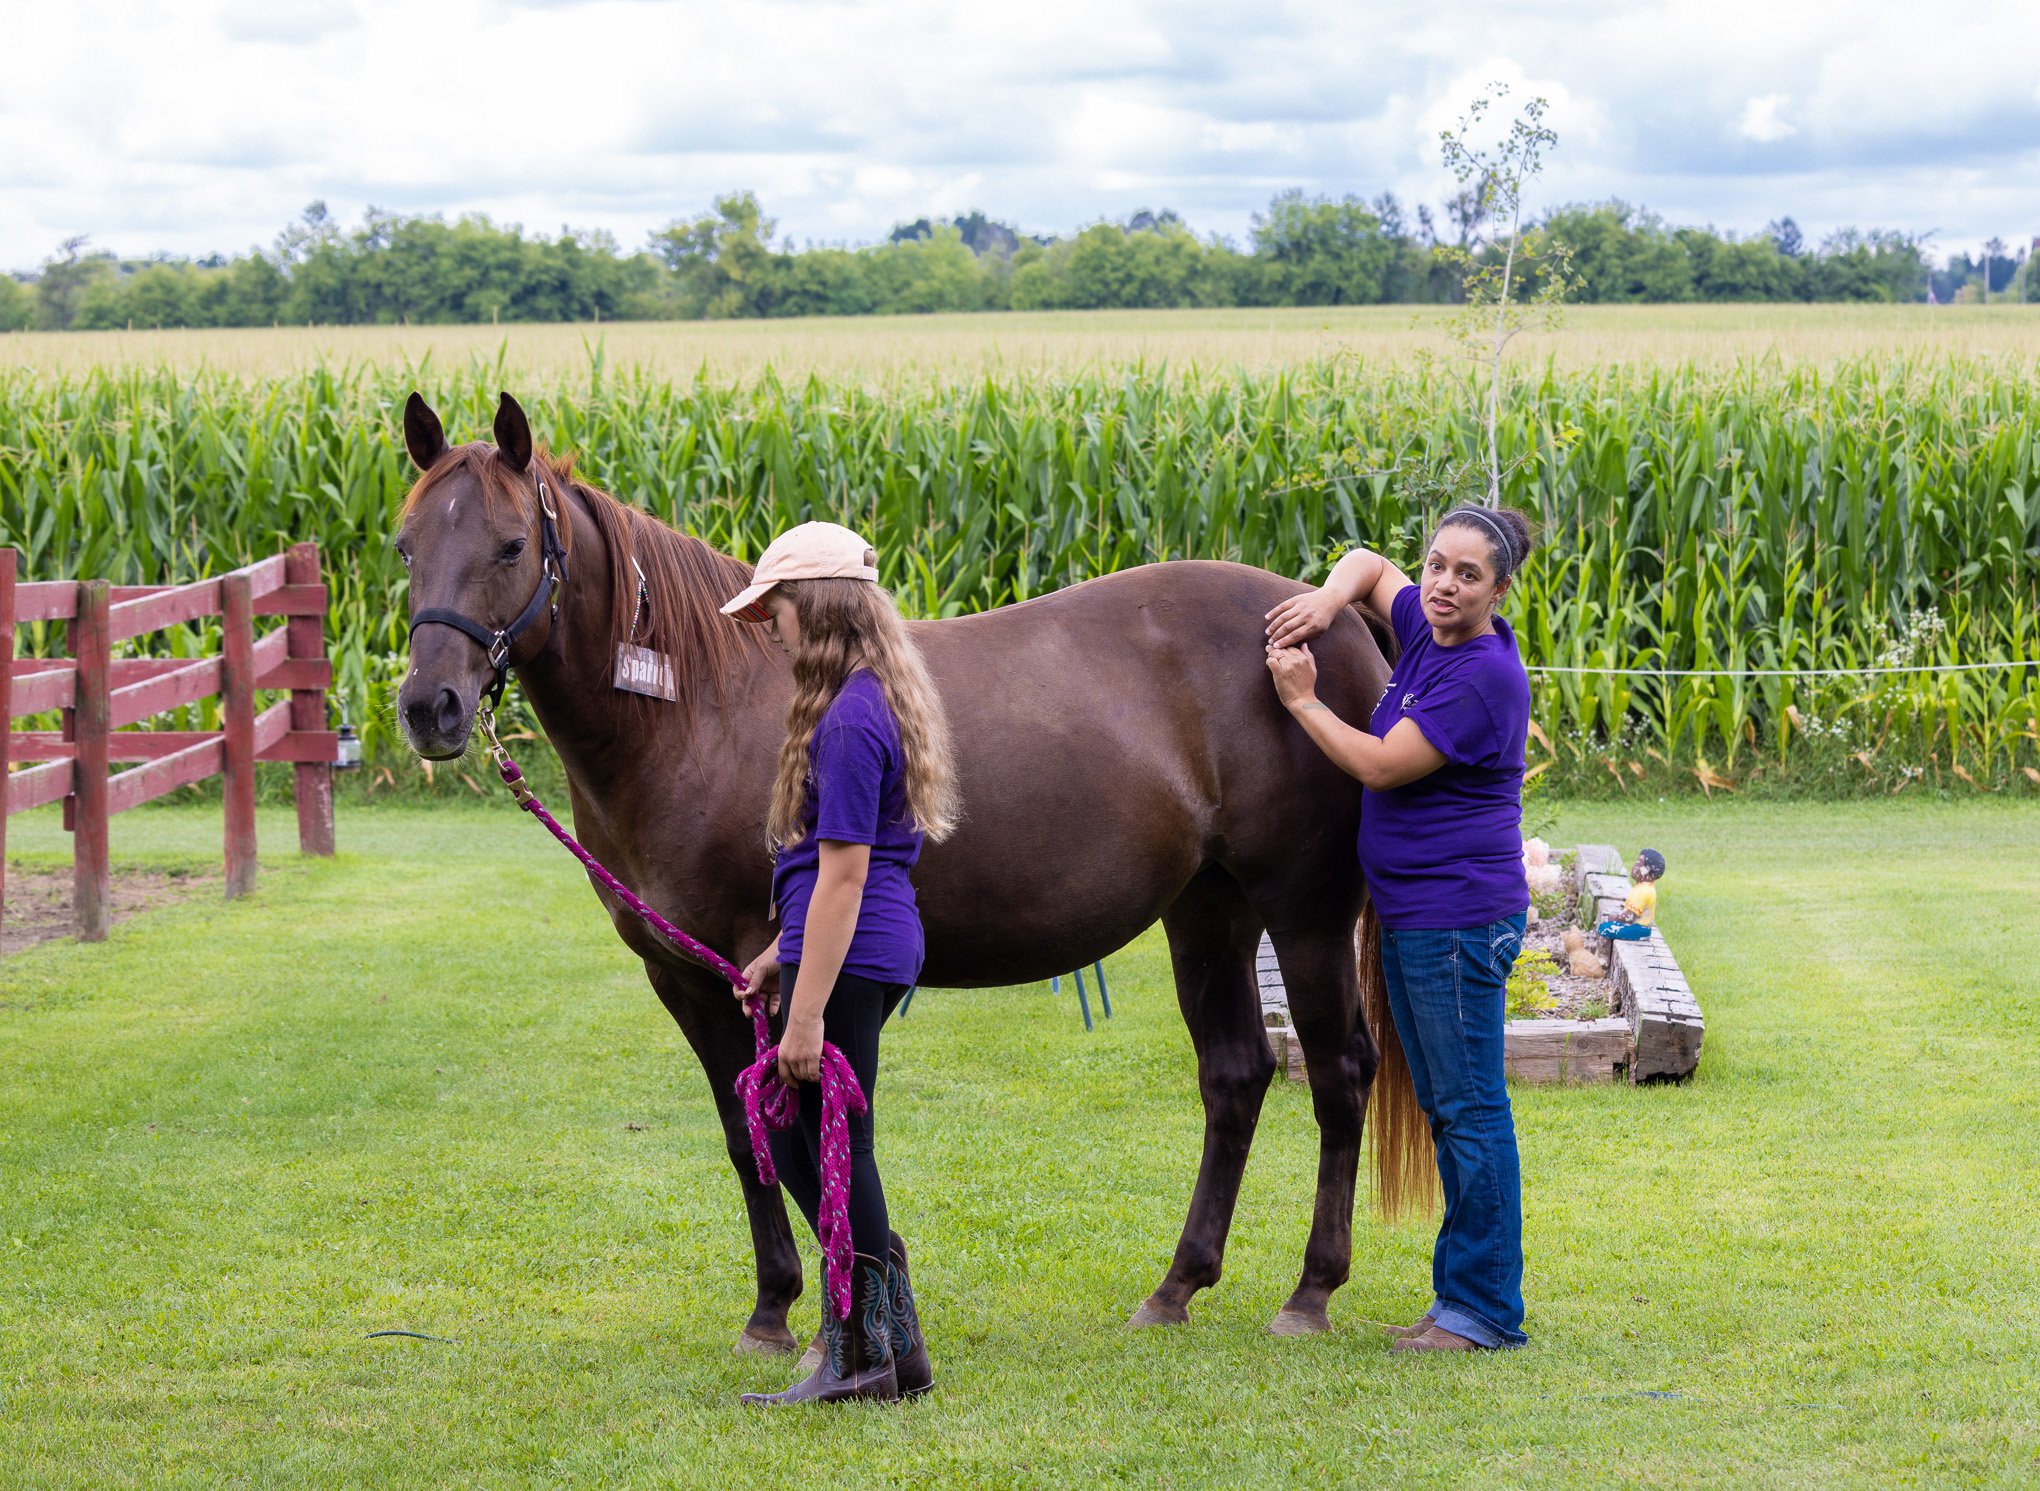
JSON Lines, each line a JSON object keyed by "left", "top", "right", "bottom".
{"left": 1405, "top": 58, "right": 1610, "bottom": 216}
{"left": 216, "top": 0, "right": 358, "bottom": 44}
{"left": 1739, "top": 94, "right": 1796, "bottom": 143}
{"left": 1, "top": 0, "right": 2037, "bottom": 270}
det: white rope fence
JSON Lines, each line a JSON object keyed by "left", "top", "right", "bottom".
{"left": 1526, "top": 660, "right": 2034, "bottom": 680}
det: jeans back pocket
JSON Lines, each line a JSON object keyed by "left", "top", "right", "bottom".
{"left": 1486, "top": 924, "right": 1524, "bottom": 980}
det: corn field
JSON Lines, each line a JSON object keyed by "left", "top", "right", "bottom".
{"left": 2, "top": 353, "right": 2037, "bottom": 793}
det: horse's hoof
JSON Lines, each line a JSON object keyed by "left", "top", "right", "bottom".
{"left": 1127, "top": 1298, "right": 1190, "bottom": 1328}
{"left": 733, "top": 1325, "right": 800, "bottom": 1356}
{"left": 1267, "top": 1306, "right": 1331, "bottom": 1337}
{"left": 794, "top": 1337, "right": 824, "bottom": 1375}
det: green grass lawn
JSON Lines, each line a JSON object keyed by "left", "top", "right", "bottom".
{"left": 2, "top": 799, "right": 2036, "bottom": 1488}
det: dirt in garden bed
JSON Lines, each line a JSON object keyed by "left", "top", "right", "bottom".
{"left": 1, "top": 863, "right": 218, "bottom": 958}
{"left": 1518, "top": 871, "right": 1621, "bottom": 1021}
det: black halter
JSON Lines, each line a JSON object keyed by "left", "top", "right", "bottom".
{"left": 408, "top": 475, "right": 570, "bottom": 709}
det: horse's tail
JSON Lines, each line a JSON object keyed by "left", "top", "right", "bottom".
{"left": 1361, "top": 896, "right": 1437, "bottom": 1221}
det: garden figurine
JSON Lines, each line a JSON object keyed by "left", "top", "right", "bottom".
{"left": 1597, "top": 848, "right": 1665, "bottom": 944}
{"left": 1561, "top": 926, "right": 1606, "bottom": 979}
{"left": 724, "top": 521, "right": 960, "bottom": 1406}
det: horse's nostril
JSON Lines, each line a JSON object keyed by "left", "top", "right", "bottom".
{"left": 432, "top": 687, "right": 464, "bottom": 736}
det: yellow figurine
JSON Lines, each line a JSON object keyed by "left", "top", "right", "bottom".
{"left": 1598, "top": 849, "right": 1664, "bottom": 943}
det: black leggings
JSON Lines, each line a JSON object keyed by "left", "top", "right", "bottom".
{"left": 767, "top": 965, "right": 902, "bottom": 1263}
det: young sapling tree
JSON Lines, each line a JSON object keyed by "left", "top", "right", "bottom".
{"left": 1436, "top": 84, "right": 1577, "bottom": 507}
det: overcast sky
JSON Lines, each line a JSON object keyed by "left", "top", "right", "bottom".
{"left": 4, "top": 0, "right": 2036, "bottom": 272}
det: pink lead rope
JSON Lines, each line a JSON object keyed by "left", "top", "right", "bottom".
{"left": 733, "top": 1002, "right": 870, "bottom": 1322}
{"left": 481, "top": 709, "right": 868, "bottom": 1320}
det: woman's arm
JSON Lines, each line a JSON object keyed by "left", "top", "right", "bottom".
{"left": 1264, "top": 547, "right": 1414, "bottom": 648}
{"left": 1266, "top": 643, "right": 1445, "bottom": 790}
{"left": 776, "top": 840, "right": 870, "bottom": 1083}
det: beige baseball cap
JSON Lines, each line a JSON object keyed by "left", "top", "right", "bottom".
{"left": 720, "top": 521, "right": 881, "bottom": 622}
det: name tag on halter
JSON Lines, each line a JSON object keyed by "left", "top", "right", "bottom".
{"left": 613, "top": 643, "right": 677, "bottom": 701}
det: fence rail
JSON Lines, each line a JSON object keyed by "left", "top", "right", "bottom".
{"left": 2, "top": 542, "right": 336, "bottom": 947}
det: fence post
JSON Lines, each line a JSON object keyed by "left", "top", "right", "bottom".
{"left": 285, "top": 542, "right": 334, "bottom": 857}
{"left": 1, "top": 548, "right": 14, "bottom": 942}
{"left": 221, "top": 571, "right": 258, "bottom": 898}
{"left": 70, "top": 579, "right": 111, "bottom": 942}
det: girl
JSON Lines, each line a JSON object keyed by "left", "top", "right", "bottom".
{"left": 720, "top": 521, "right": 960, "bottom": 1405}
{"left": 1263, "top": 506, "right": 1537, "bottom": 1352}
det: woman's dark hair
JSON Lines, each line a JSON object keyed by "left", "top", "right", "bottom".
{"left": 1435, "top": 506, "right": 1539, "bottom": 584}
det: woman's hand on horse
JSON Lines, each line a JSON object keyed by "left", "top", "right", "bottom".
{"left": 777, "top": 1010, "right": 823, "bottom": 1084}
{"left": 1264, "top": 587, "right": 1342, "bottom": 649}
{"left": 740, "top": 944, "right": 783, "bottom": 1016}
{"left": 1265, "top": 642, "right": 1319, "bottom": 708}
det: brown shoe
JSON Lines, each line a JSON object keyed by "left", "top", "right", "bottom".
{"left": 1390, "top": 1323, "right": 1481, "bottom": 1353}
{"left": 1383, "top": 1312, "right": 1435, "bottom": 1339}
{"left": 742, "top": 1254, "right": 899, "bottom": 1405}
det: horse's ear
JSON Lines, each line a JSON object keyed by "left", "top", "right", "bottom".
{"left": 493, "top": 392, "right": 533, "bottom": 473}
{"left": 403, "top": 392, "right": 448, "bottom": 472}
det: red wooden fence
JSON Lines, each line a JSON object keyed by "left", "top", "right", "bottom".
{"left": 2, "top": 542, "right": 336, "bottom": 946}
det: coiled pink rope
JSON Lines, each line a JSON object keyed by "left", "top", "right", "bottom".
{"left": 733, "top": 1000, "right": 869, "bottom": 1320}
{"left": 491, "top": 747, "right": 868, "bottom": 1319}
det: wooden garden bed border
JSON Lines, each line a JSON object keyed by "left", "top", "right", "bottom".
{"left": 1258, "top": 841, "right": 1706, "bottom": 1086}
{"left": 1500, "top": 843, "right": 1705, "bottom": 1084}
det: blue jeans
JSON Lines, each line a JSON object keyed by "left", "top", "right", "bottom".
{"left": 1380, "top": 913, "right": 1529, "bottom": 1348}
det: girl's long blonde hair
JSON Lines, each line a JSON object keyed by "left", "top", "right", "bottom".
{"left": 766, "top": 578, "right": 961, "bottom": 849}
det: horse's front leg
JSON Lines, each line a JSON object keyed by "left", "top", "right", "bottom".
{"left": 647, "top": 963, "right": 804, "bottom": 1354}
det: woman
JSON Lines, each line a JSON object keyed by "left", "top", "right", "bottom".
{"left": 721, "top": 520, "right": 961, "bottom": 1404}
{"left": 1263, "top": 506, "right": 1535, "bottom": 1353}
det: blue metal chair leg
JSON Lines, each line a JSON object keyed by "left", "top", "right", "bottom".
{"left": 1093, "top": 961, "right": 1112, "bottom": 1019}
{"left": 1050, "top": 974, "right": 1062, "bottom": 993}
{"left": 1072, "top": 966, "right": 1095, "bottom": 1033}
{"left": 897, "top": 985, "right": 916, "bottom": 1016}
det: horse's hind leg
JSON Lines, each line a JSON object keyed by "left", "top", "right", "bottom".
{"left": 1262, "top": 905, "right": 1377, "bottom": 1335}
{"left": 1130, "top": 867, "right": 1274, "bottom": 1327}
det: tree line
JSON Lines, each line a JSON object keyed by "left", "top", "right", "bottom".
{"left": 0, "top": 190, "right": 2019, "bottom": 332}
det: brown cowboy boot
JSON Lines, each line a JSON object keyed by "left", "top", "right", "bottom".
{"left": 742, "top": 1254, "right": 899, "bottom": 1405}
{"left": 886, "top": 1233, "right": 933, "bottom": 1398}
{"left": 1383, "top": 1311, "right": 1436, "bottom": 1340}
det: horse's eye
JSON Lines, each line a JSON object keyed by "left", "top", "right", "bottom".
{"left": 498, "top": 538, "right": 528, "bottom": 563}
{"left": 396, "top": 546, "right": 412, "bottom": 568}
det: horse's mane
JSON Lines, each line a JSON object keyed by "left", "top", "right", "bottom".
{"left": 404, "top": 443, "right": 766, "bottom": 714}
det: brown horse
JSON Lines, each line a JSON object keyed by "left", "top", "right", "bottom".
{"left": 394, "top": 392, "right": 1423, "bottom": 1351}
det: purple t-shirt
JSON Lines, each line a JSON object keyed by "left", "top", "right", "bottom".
{"left": 771, "top": 669, "right": 926, "bottom": 985}
{"left": 1357, "top": 586, "right": 1531, "bottom": 930}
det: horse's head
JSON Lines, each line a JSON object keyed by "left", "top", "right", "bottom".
{"left": 394, "top": 391, "right": 567, "bottom": 759}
